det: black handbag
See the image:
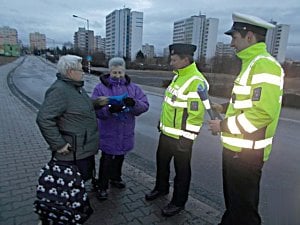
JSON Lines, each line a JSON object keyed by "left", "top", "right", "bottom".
{"left": 34, "top": 131, "right": 93, "bottom": 224}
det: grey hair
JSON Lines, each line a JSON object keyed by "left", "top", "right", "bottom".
{"left": 57, "top": 54, "right": 82, "bottom": 76}
{"left": 108, "top": 57, "right": 126, "bottom": 70}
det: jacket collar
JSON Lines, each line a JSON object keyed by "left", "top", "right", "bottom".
{"left": 100, "top": 73, "right": 131, "bottom": 87}
{"left": 174, "top": 62, "right": 198, "bottom": 76}
{"left": 56, "top": 73, "right": 84, "bottom": 87}
{"left": 237, "top": 42, "right": 267, "bottom": 61}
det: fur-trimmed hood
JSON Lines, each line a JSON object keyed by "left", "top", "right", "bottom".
{"left": 99, "top": 73, "right": 131, "bottom": 88}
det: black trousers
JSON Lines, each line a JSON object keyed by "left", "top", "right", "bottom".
{"left": 98, "top": 152, "right": 125, "bottom": 190}
{"left": 219, "top": 148, "right": 264, "bottom": 225}
{"left": 154, "top": 133, "right": 193, "bottom": 207}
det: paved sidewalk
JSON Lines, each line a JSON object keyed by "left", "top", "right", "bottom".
{"left": 0, "top": 58, "right": 220, "bottom": 225}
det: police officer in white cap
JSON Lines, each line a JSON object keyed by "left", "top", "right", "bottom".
{"left": 208, "top": 12, "right": 285, "bottom": 225}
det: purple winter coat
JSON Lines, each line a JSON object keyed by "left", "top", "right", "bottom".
{"left": 92, "top": 74, "right": 149, "bottom": 155}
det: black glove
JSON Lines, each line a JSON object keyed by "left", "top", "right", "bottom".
{"left": 124, "top": 97, "right": 135, "bottom": 107}
{"left": 109, "top": 104, "right": 123, "bottom": 113}
{"left": 157, "top": 120, "right": 161, "bottom": 132}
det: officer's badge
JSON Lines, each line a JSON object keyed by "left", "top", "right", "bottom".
{"left": 190, "top": 101, "right": 198, "bottom": 111}
{"left": 252, "top": 87, "right": 262, "bottom": 101}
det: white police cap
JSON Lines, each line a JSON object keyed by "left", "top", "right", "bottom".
{"left": 225, "top": 12, "right": 275, "bottom": 36}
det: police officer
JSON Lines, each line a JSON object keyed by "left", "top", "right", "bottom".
{"left": 208, "top": 12, "right": 285, "bottom": 225}
{"left": 145, "top": 43, "right": 208, "bottom": 217}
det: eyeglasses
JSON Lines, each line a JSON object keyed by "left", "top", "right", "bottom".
{"left": 73, "top": 69, "right": 84, "bottom": 72}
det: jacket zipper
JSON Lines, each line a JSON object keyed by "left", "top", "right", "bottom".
{"left": 173, "top": 109, "right": 177, "bottom": 127}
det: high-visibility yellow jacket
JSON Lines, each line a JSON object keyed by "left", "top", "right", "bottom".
{"left": 160, "top": 62, "right": 208, "bottom": 140}
{"left": 220, "top": 43, "right": 285, "bottom": 161}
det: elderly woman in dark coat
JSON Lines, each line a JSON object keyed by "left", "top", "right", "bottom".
{"left": 36, "top": 54, "right": 101, "bottom": 181}
{"left": 92, "top": 57, "right": 149, "bottom": 200}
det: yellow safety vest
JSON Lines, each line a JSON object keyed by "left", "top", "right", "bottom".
{"left": 160, "top": 62, "right": 208, "bottom": 140}
{"left": 220, "top": 43, "right": 284, "bottom": 161}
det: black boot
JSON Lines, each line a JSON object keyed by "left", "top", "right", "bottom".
{"left": 161, "top": 203, "right": 184, "bottom": 217}
{"left": 110, "top": 180, "right": 126, "bottom": 189}
{"left": 145, "top": 189, "right": 169, "bottom": 201}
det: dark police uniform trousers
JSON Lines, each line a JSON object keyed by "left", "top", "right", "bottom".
{"left": 154, "top": 133, "right": 193, "bottom": 207}
{"left": 219, "top": 147, "right": 264, "bottom": 225}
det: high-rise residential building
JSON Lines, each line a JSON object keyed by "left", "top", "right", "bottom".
{"left": 95, "top": 35, "right": 105, "bottom": 52}
{"left": 29, "top": 32, "right": 46, "bottom": 51}
{"left": 204, "top": 18, "right": 219, "bottom": 61}
{"left": 0, "top": 26, "right": 18, "bottom": 45}
{"left": 163, "top": 46, "right": 169, "bottom": 58}
{"left": 266, "top": 21, "right": 290, "bottom": 63}
{"left": 142, "top": 43, "right": 155, "bottom": 58}
{"left": 105, "top": 8, "right": 143, "bottom": 61}
{"left": 215, "top": 42, "right": 235, "bottom": 58}
{"left": 130, "top": 11, "right": 143, "bottom": 60}
{"left": 73, "top": 27, "right": 94, "bottom": 54}
{"left": 172, "top": 14, "right": 218, "bottom": 62}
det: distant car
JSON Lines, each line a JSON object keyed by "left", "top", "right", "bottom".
{"left": 46, "top": 53, "right": 58, "bottom": 63}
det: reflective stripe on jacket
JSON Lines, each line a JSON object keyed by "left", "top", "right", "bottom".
{"left": 160, "top": 62, "right": 208, "bottom": 140}
{"left": 220, "top": 43, "right": 284, "bottom": 161}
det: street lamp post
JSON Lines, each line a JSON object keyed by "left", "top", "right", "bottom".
{"left": 73, "top": 14, "right": 91, "bottom": 73}
{"left": 72, "top": 14, "right": 89, "bottom": 31}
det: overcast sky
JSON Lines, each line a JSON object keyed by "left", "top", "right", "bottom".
{"left": 1, "top": 0, "right": 300, "bottom": 59}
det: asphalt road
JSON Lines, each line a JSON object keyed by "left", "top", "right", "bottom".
{"left": 12, "top": 55, "right": 300, "bottom": 225}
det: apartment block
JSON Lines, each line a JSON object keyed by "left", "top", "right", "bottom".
{"left": 74, "top": 27, "right": 94, "bottom": 54}
{"left": 215, "top": 42, "right": 235, "bottom": 58}
{"left": 29, "top": 32, "right": 46, "bottom": 50}
{"left": 173, "top": 14, "right": 219, "bottom": 62}
{"left": 142, "top": 43, "right": 155, "bottom": 58}
{"left": 0, "top": 26, "right": 18, "bottom": 45}
{"left": 105, "top": 8, "right": 143, "bottom": 61}
{"left": 95, "top": 35, "right": 105, "bottom": 52}
{"left": 266, "top": 21, "right": 290, "bottom": 63}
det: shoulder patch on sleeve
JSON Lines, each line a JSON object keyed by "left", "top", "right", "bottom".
{"left": 190, "top": 101, "right": 199, "bottom": 111}
{"left": 252, "top": 87, "right": 262, "bottom": 101}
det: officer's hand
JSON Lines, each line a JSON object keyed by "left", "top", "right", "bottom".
{"left": 208, "top": 120, "right": 221, "bottom": 133}
{"left": 109, "top": 104, "right": 124, "bottom": 113}
{"left": 124, "top": 97, "right": 136, "bottom": 107}
{"left": 57, "top": 143, "right": 71, "bottom": 155}
{"left": 211, "top": 102, "right": 223, "bottom": 113}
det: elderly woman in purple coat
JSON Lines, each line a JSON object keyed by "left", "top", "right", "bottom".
{"left": 92, "top": 57, "right": 149, "bottom": 200}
